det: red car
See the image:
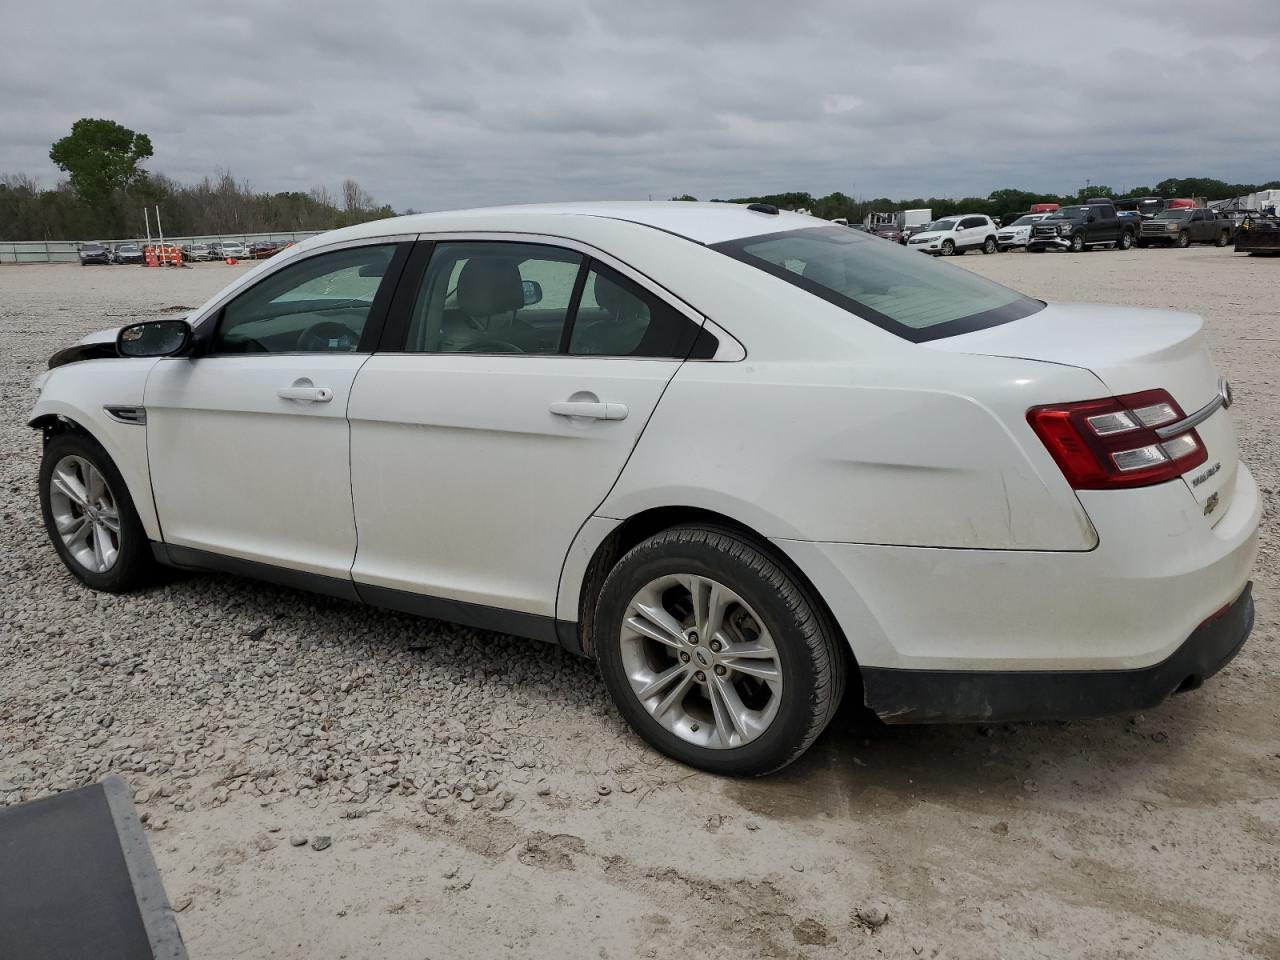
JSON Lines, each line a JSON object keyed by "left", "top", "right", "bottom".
{"left": 871, "top": 223, "right": 904, "bottom": 243}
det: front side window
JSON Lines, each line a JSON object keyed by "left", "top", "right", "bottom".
{"left": 406, "top": 242, "right": 582, "bottom": 354}
{"left": 214, "top": 244, "right": 397, "bottom": 353}
{"left": 712, "top": 225, "right": 1042, "bottom": 342}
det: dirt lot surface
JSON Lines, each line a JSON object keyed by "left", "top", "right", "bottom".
{"left": 1, "top": 249, "right": 1277, "bottom": 960}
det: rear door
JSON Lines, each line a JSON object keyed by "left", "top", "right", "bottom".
{"left": 347, "top": 237, "right": 708, "bottom": 625}
{"left": 145, "top": 240, "right": 407, "bottom": 581}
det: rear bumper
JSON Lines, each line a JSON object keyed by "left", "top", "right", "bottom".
{"left": 861, "top": 582, "right": 1254, "bottom": 723}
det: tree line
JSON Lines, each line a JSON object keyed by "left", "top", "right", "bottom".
{"left": 680, "top": 176, "right": 1280, "bottom": 223}
{"left": 3, "top": 119, "right": 1277, "bottom": 241}
{"left": 0, "top": 170, "right": 398, "bottom": 242}
{"left": 1, "top": 118, "right": 398, "bottom": 242}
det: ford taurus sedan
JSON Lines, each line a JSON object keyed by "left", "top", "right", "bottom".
{"left": 30, "top": 202, "right": 1259, "bottom": 776}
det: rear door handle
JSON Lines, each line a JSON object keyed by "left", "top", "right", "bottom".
{"left": 549, "top": 400, "right": 629, "bottom": 421}
{"left": 277, "top": 386, "right": 333, "bottom": 402}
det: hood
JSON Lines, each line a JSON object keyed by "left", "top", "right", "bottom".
{"left": 77, "top": 327, "right": 122, "bottom": 346}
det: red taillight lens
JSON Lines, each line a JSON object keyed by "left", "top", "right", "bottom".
{"left": 1027, "top": 389, "right": 1207, "bottom": 490}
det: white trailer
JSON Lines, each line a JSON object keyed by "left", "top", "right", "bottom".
{"left": 899, "top": 208, "right": 932, "bottom": 229}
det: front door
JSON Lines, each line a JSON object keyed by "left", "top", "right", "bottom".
{"left": 348, "top": 239, "right": 706, "bottom": 625}
{"left": 145, "top": 241, "right": 406, "bottom": 581}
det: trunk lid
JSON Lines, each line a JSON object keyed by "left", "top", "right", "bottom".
{"left": 929, "top": 303, "right": 1239, "bottom": 520}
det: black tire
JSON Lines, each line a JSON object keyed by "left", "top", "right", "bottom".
{"left": 1177, "top": 231, "right": 1191, "bottom": 248}
{"left": 594, "top": 525, "right": 847, "bottom": 777}
{"left": 940, "top": 239, "right": 956, "bottom": 256}
{"left": 982, "top": 236, "right": 997, "bottom": 254}
{"left": 1069, "top": 233, "right": 1085, "bottom": 253}
{"left": 1116, "top": 230, "right": 1134, "bottom": 250}
{"left": 39, "top": 431, "right": 156, "bottom": 592}
{"left": 1215, "top": 231, "right": 1230, "bottom": 247}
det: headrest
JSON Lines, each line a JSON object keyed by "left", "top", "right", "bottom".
{"left": 457, "top": 257, "right": 525, "bottom": 318}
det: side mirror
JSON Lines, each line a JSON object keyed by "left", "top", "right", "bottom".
{"left": 117, "top": 319, "right": 193, "bottom": 358}
{"left": 1087, "top": 214, "right": 1097, "bottom": 223}
{"left": 522, "top": 279, "right": 543, "bottom": 306}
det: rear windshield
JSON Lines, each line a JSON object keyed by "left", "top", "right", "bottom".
{"left": 712, "top": 225, "right": 1043, "bottom": 342}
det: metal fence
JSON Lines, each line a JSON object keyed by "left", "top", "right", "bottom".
{"left": 0, "top": 231, "right": 325, "bottom": 264}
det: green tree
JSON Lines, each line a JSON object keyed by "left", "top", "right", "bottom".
{"left": 49, "top": 118, "right": 153, "bottom": 216}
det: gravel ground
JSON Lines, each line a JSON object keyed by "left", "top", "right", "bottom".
{"left": 1, "top": 249, "right": 1277, "bottom": 959}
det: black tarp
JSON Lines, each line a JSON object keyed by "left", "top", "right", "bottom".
{"left": 0, "top": 776, "right": 186, "bottom": 959}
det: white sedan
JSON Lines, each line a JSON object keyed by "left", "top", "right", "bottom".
{"left": 30, "top": 202, "right": 1259, "bottom": 776}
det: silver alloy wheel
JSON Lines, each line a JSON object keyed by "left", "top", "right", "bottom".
{"left": 48, "top": 455, "right": 121, "bottom": 573}
{"left": 619, "top": 574, "right": 783, "bottom": 750}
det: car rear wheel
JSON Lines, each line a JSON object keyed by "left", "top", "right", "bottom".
{"left": 1117, "top": 231, "right": 1134, "bottom": 250}
{"left": 1069, "top": 233, "right": 1085, "bottom": 253}
{"left": 594, "top": 526, "right": 846, "bottom": 777}
{"left": 1177, "top": 231, "right": 1191, "bottom": 248}
{"left": 40, "top": 432, "right": 156, "bottom": 593}
{"left": 982, "top": 237, "right": 997, "bottom": 254}
{"left": 1215, "top": 231, "right": 1230, "bottom": 247}
{"left": 941, "top": 239, "right": 956, "bottom": 256}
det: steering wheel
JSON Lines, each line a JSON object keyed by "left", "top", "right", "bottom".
{"left": 296, "top": 321, "right": 360, "bottom": 352}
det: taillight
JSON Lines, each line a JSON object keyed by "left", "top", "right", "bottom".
{"left": 1027, "top": 389, "right": 1206, "bottom": 490}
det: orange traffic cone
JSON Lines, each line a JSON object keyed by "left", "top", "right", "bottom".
{"left": 226, "top": 257, "right": 238, "bottom": 265}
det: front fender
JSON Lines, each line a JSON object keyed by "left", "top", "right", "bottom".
{"left": 29, "top": 359, "right": 162, "bottom": 540}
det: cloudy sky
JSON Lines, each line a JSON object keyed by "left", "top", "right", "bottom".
{"left": 4, "top": 1, "right": 1278, "bottom": 210}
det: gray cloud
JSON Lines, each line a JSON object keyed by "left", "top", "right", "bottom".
{"left": 3, "top": 0, "right": 1277, "bottom": 211}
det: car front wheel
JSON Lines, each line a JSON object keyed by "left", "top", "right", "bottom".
{"left": 1177, "top": 231, "right": 1191, "bottom": 248}
{"left": 39, "top": 431, "right": 156, "bottom": 592}
{"left": 1069, "top": 233, "right": 1085, "bottom": 252}
{"left": 594, "top": 526, "right": 846, "bottom": 777}
{"left": 941, "top": 239, "right": 956, "bottom": 256}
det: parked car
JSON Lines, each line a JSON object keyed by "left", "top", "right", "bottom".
{"left": 77, "top": 242, "right": 110, "bottom": 266}
{"left": 1026, "top": 201, "right": 1136, "bottom": 252}
{"left": 112, "top": 242, "right": 145, "bottom": 265}
{"left": 1138, "top": 209, "right": 1236, "bottom": 248}
{"left": 996, "top": 213, "right": 1051, "bottom": 251}
{"left": 906, "top": 215, "right": 999, "bottom": 255}
{"left": 218, "top": 241, "right": 247, "bottom": 259}
{"left": 871, "top": 223, "right": 904, "bottom": 243}
{"left": 182, "top": 243, "right": 214, "bottom": 262}
{"left": 247, "top": 240, "right": 283, "bottom": 259}
{"left": 29, "top": 203, "right": 1259, "bottom": 777}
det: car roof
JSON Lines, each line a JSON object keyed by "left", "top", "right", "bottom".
{"left": 296, "top": 201, "right": 821, "bottom": 247}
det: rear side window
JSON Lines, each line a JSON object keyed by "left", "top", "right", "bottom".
{"left": 712, "top": 225, "right": 1042, "bottom": 342}
{"left": 570, "top": 262, "right": 702, "bottom": 358}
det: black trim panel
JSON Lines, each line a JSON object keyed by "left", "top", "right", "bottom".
{"left": 153, "top": 543, "right": 362, "bottom": 603}
{"left": 862, "top": 582, "right": 1254, "bottom": 723}
{"left": 354, "top": 582, "right": 560, "bottom": 645}
{"left": 152, "top": 542, "right": 572, "bottom": 646}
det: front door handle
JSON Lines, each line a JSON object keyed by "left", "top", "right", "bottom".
{"left": 549, "top": 400, "right": 629, "bottom": 421}
{"left": 278, "top": 385, "right": 333, "bottom": 402}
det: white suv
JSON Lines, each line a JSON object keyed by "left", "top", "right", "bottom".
{"left": 907, "top": 214, "right": 1000, "bottom": 255}
{"left": 997, "top": 213, "right": 1052, "bottom": 251}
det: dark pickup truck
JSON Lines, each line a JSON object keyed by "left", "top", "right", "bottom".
{"left": 1026, "top": 201, "right": 1136, "bottom": 253}
{"left": 1137, "top": 208, "right": 1235, "bottom": 248}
